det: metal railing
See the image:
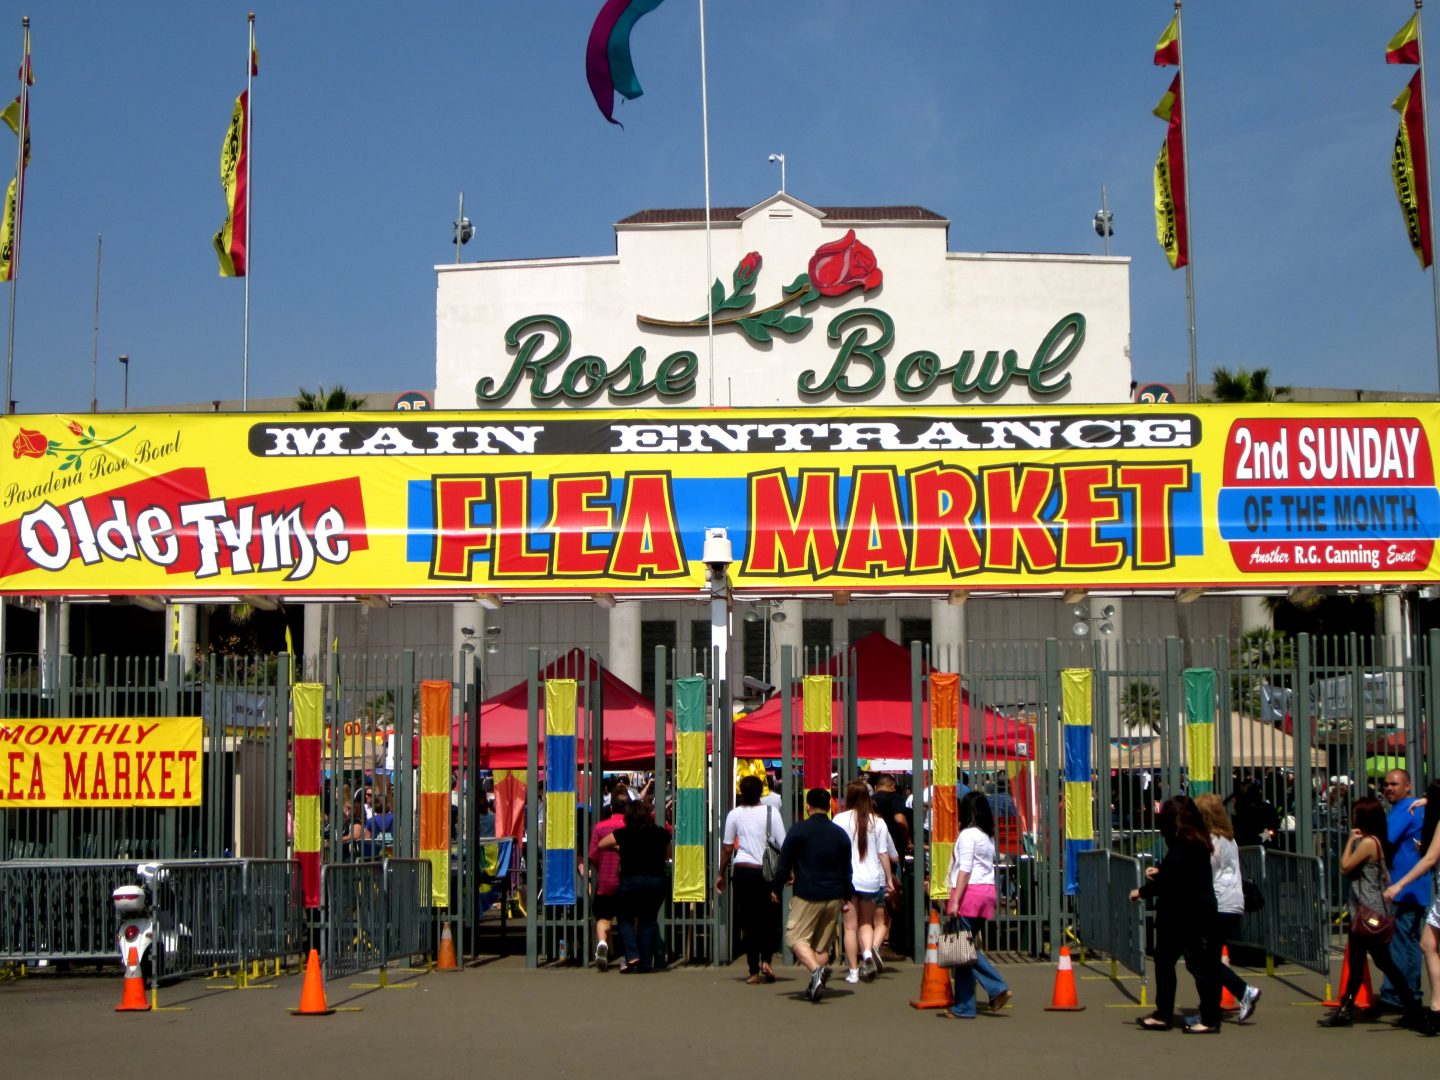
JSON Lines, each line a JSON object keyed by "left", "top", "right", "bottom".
{"left": 384, "top": 858, "right": 434, "bottom": 965}
{"left": 1256, "top": 849, "right": 1330, "bottom": 977}
{"left": 0, "top": 859, "right": 138, "bottom": 962}
{"left": 1074, "top": 849, "right": 1145, "bottom": 990}
{"left": 1232, "top": 846, "right": 1268, "bottom": 951}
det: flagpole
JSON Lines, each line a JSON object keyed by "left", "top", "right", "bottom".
{"left": 242, "top": 12, "right": 253, "bottom": 412}
{"left": 4, "top": 16, "right": 27, "bottom": 416}
{"left": 698, "top": 0, "right": 714, "bottom": 407}
{"left": 91, "top": 234, "right": 101, "bottom": 412}
{"left": 1415, "top": 0, "right": 1440, "bottom": 393}
{"left": 1174, "top": 0, "right": 1199, "bottom": 402}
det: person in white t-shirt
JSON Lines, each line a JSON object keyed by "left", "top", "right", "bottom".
{"left": 941, "top": 790, "right": 1012, "bottom": 1018}
{"left": 717, "top": 775, "right": 788, "bottom": 983}
{"left": 833, "top": 780, "right": 898, "bottom": 984}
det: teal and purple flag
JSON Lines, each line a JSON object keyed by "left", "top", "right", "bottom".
{"left": 586, "top": 0, "right": 666, "bottom": 126}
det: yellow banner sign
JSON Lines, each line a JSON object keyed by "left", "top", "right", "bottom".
{"left": 1, "top": 405, "right": 1437, "bottom": 594}
{"left": 0, "top": 716, "right": 202, "bottom": 807}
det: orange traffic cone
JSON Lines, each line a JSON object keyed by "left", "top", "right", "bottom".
{"left": 1044, "top": 945, "right": 1085, "bottom": 1011}
{"left": 436, "top": 923, "right": 458, "bottom": 972}
{"left": 1323, "top": 941, "right": 1374, "bottom": 1008}
{"left": 291, "top": 948, "right": 334, "bottom": 1017}
{"left": 115, "top": 946, "right": 150, "bottom": 1012}
{"left": 1220, "top": 946, "right": 1238, "bottom": 1010}
{"left": 909, "top": 908, "right": 954, "bottom": 1010}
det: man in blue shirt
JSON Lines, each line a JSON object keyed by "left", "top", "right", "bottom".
{"left": 770, "top": 787, "right": 851, "bottom": 1003}
{"left": 1379, "top": 769, "right": 1430, "bottom": 1012}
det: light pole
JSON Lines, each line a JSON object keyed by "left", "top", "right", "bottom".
{"left": 768, "top": 153, "right": 786, "bottom": 194}
{"left": 118, "top": 354, "right": 129, "bottom": 409}
{"left": 1093, "top": 185, "right": 1114, "bottom": 257}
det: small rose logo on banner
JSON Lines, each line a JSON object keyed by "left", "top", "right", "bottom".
{"left": 638, "top": 232, "right": 884, "bottom": 345}
{"left": 11, "top": 420, "right": 136, "bottom": 470}
{"left": 12, "top": 427, "right": 48, "bottom": 459}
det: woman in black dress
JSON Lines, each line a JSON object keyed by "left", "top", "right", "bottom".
{"left": 1129, "top": 795, "right": 1221, "bottom": 1033}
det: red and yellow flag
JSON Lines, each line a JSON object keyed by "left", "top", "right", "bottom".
{"left": 1154, "top": 13, "right": 1180, "bottom": 67}
{"left": 212, "top": 90, "right": 248, "bottom": 277}
{"left": 1392, "top": 70, "right": 1433, "bottom": 269}
{"left": 1387, "top": 13, "right": 1421, "bottom": 65}
{"left": 1153, "top": 75, "right": 1188, "bottom": 270}
{"left": 0, "top": 34, "right": 30, "bottom": 285}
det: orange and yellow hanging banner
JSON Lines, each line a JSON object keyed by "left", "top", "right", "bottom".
{"left": 0, "top": 715, "right": 201, "bottom": 807}
{"left": 2, "top": 404, "right": 1439, "bottom": 597}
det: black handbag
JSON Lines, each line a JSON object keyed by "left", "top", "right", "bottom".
{"left": 761, "top": 806, "right": 782, "bottom": 883}
{"left": 1241, "top": 878, "right": 1264, "bottom": 914}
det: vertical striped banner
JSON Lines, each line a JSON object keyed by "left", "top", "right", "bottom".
{"left": 1061, "top": 668, "right": 1095, "bottom": 896}
{"left": 291, "top": 682, "right": 323, "bottom": 908}
{"left": 929, "top": 672, "right": 960, "bottom": 900}
{"left": 801, "top": 675, "right": 833, "bottom": 795}
{"left": 420, "top": 680, "right": 452, "bottom": 907}
{"left": 673, "top": 676, "right": 708, "bottom": 902}
{"left": 543, "top": 679, "right": 578, "bottom": 906}
{"left": 1183, "top": 668, "right": 1216, "bottom": 796}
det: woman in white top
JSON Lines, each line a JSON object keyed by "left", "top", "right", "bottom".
{"left": 1194, "top": 792, "right": 1261, "bottom": 1023}
{"left": 832, "top": 780, "right": 897, "bottom": 984}
{"left": 716, "top": 775, "right": 787, "bottom": 983}
{"left": 941, "top": 790, "right": 1012, "bottom": 1019}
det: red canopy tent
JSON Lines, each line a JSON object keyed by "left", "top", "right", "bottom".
{"left": 467, "top": 649, "right": 673, "bottom": 769}
{"left": 731, "top": 632, "right": 1033, "bottom": 762}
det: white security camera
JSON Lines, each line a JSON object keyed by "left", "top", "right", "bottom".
{"left": 701, "top": 527, "right": 733, "bottom": 573}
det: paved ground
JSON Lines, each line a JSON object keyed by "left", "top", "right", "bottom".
{"left": 3, "top": 952, "right": 1435, "bottom": 1078}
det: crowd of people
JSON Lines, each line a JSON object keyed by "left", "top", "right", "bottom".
{"left": 1126, "top": 769, "right": 1440, "bottom": 1037}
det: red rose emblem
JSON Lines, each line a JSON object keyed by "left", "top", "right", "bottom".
{"left": 807, "top": 229, "right": 883, "bottom": 297}
{"left": 735, "top": 251, "right": 762, "bottom": 289}
{"left": 13, "top": 427, "right": 48, "bottom": 459}
{"left": 67, "top": 419, "right": 85, "bottom": 437}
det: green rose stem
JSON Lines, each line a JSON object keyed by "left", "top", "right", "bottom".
{"left": 637, "top": 290, "right": 806, "bottom": 330}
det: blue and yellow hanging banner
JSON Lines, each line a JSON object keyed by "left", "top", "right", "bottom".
{"left": 543, "top": 679, "right": 577, "bottom": 906}
{"left": 3, "top": 404, "right": 1438, "bottom": 596}
{"left": 1061, "top": 668, "right": 1095, "bottom": 896}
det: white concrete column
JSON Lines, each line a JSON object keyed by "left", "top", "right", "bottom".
{"left": 1384, "top": 591, "right": 1407, "bottom": 714}
{"left": 452, "top": 601, "right": 485, "bottom": 654}
{"left": 166, "top": 603, "right": 197, "bottom": 673}
{"left": 1240, "top": 596, "right": 1270, "bottom": 635}
{"left": 303, "top": 603, "right": 324, "bottom": 679}
{"left": 771, "top": 599, "right": 803, "bottom": 671}
{"left": 608, "top": 601, "right": 643, "bottom": 689}
{"left": 57, "top": 601, "right": 71, "bottom": 656}
{"left": 929, "top": 598, "right": 967, "bottom": 671}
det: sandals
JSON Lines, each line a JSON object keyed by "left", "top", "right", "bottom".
{"left": 745, "top": 974, "right": 763, "bottom": 985}
{"left": 1137, "top": 1015, "right": 1172, "bottom": 1031}
{"left": 760, "top": 965, "right": 776, "bottom": 984}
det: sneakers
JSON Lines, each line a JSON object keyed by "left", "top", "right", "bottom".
{"left": 859, "top": 953, "right": 876, "bottom": 981}
{"left": 990, "top": 989, "right": 1013, "bottom": 1013}
{"left": 1237, "top": 986, "right": 1260, "bottom": 1023}
{"left": 844, "top": 969, "right": 860, "bottom": 984}
{"left": 595, "top": 941, "right": 609, "bottom": 972}
{"left": 806, "top": 965, "right": 830, "bottom": 1002}
{"left": 871, "top": 951, "right": 885, "bottom": 976}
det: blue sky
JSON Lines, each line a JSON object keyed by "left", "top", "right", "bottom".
{"left": 1, "top": 1, "right": 1438, "bottom": 414}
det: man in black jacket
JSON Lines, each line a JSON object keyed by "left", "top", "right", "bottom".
{"left": 771, "top": 787, "right": 851, "bottom": 1002}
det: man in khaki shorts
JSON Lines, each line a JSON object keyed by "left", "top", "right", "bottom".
{"left": 770, "top": 787, "right": 851, "bottom": 1002}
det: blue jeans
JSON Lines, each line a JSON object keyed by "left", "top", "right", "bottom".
{"left": 618, "top": 876, "right": 666, "bottom": 971}
{"left": 949, "top": 916, "right": 1007, "bottom": 1017}
{"left": 1379, "top": 902, "right": 1425, "bottom": 1007}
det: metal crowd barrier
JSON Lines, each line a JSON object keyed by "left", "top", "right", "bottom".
{"left": 0, "top": 858, "right": 304, "bottom": 977}
{"left": 321, "top": 862, "right": 386, "bottom": 979}
{"left": 1105, "top": 853, "right": 1146, "bottom": 981}
{"left": 1074, "top": 849, "right": 1145, "bottom": 988}
{"left": 383, "top": 858, "right": 434, "bottom": 965}
{"left": 1256, "top": 849, "right": 1330, "bottom": 977}
{"left": 0, "top": 860, "right": 138, "bottom": 962}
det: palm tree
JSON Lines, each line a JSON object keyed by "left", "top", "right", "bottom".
{"left": 295, "top": 384, "right": 367, "bottom": 411}
{"left": 1205, "top": 366, "right": 1291, "bottom": 403}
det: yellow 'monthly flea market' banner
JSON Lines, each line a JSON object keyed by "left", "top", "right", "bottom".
{"left": 2, "top": 405, "right": 1438, "bottom": 595}
{"left": 0, "top": 716, "right": 202, "bottom": 806}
